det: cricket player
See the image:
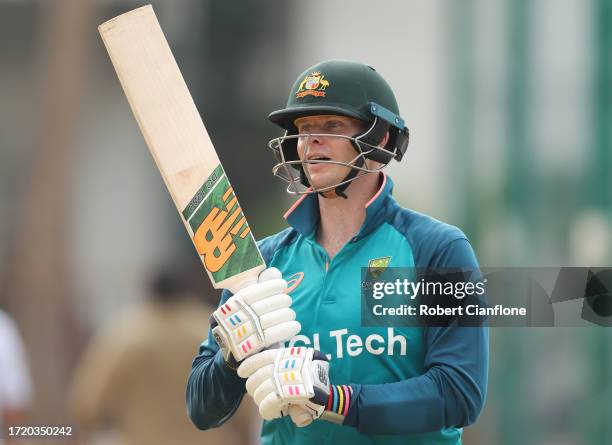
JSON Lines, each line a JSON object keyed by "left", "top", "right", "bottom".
{"left": 187, "top": 60, "right": 489, "bottom": 444}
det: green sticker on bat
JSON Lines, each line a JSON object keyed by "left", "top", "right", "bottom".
{"left": 183, "top": 164, "right": 264, "bottom": 282}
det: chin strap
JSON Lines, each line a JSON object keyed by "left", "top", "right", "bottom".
{"left": 272, "top": 103, "right": 409, "bottom": 197}
{"left": 321, "top": 155, "right": 364, "bottom": 199}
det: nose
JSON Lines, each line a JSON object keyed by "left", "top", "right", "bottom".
{"left": 307, "top": 133, "right": 324, "bottom": 145}
{"left": 297, "top": 132, "right": 325, "bottom": 159}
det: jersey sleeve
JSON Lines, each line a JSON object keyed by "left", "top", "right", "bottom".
{"left": 186, "top": 288, "right": 247, "bottom": 430}
{"left": 342, "top": 238, "right": 489, "bottom": 434}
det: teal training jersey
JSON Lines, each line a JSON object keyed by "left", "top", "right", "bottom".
{"left": 187, "top": 174, "right": 489, "bottom": 445}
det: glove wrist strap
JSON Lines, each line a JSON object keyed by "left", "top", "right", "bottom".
{"left": 320, "top": 384, "right": 352, "bottom": 424}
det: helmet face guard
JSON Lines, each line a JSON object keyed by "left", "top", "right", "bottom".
{"left": 267, "top": 103, "right": 409, "bottom": 196}
{"left": 268, "top": 132, "right": 385, "bottom": 196}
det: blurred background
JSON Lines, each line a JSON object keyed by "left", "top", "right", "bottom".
{"left": 0, "top": 0, "right": 611, "bottom": 444}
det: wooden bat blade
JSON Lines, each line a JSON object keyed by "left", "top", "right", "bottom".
{"left": 98, "top": 5, "right": 264, "bottom": 292}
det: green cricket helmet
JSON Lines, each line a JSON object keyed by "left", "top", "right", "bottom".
{"left": 267, "top": 60, "right": 409, "bottom": 196}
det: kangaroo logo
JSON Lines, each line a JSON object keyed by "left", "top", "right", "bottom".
{"left": 296, "top": 71, "right": 330, "bottom": 99}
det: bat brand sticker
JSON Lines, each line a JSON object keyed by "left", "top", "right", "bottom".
{"left": 183, "top": 165, "right": 264, "bottom": 280}
{"left": 192, "top": 185, "right": 250, "bottom": 272}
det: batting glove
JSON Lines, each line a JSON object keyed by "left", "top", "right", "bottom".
{"left": 237, "top": 346, "right": 330, "bottom": 426}
{"left": 210, "top": 268, "right": 301, "bottom": 367}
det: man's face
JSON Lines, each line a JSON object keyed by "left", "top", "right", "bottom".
{"left": 294, "top": 115, "right": 366, "bottom": 191}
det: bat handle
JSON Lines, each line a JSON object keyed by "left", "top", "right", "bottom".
{"left": 224, "top": 268, "right": 263, "bottom": 295}
{"left": 231, "top": 277, "right": 257, "bottom": 293}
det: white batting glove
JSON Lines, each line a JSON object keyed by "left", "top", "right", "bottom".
{"left": 237, "top": 347, "right": 330, "bottom": 426}
{"left": 210, "top": 268, "right": 301, "bottom": 367}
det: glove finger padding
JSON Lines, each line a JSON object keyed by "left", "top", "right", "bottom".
{"left": 244, "top": 363, "right": 275, "bottom": 396}
{"left": 240, "top": 279, "right": 288, "bottom": 305}
{"left": 239, "top": 347, "right": 330, "bottom": 424}
{"left": 253, "top": 378, "right": 276, "bottom": 405}
{"left": 211, "top": 269, "right": 295, "bottom": 363}
{"left": 263, "top": 321, "right": 301, "bottom": 347}
{"left": 259, "top": 391, "right": 284, "bottom": 420}
{"left": 239, "top": 349, "right": 277, "bottom": 378}
{"left": 243, "top": 366, "right": 275, "bottom": 395}
{"left": 258, "top": 266, "right": 283, "bottom": 282}
{"left": 250, "top": 294, "right": 292, "bottom": 315}
{"left": 260, "top": 307, "right": 296, "bottom": 329}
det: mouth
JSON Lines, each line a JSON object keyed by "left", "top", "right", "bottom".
{"left": 307, "top": 156, "right": 331, "bottom": 162}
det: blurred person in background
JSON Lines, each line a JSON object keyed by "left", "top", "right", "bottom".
{"left": 0, "top": 309, "right": 33, "bottom": 445}
{"left": 69, "top": 267, "right": 258, "bottom": 445}
{"left": 187, "top": 60, "right": 488, "bottom": 444}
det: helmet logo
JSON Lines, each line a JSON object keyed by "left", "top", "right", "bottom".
{"left": 296, "top": 71, "right": 329, "bottom": 98}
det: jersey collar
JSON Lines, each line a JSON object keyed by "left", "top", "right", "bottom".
{"left": 283, "top": 172, "right": 394, "bottom": 240}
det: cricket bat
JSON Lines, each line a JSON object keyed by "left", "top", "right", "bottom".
{"left": 98, "top": 5, "right": 265, "bottom": 293}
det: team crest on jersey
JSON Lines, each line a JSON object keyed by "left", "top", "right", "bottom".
{"left": 368, "top": 256, "right": 391, "bottom": 278}
{"left": 295, "top": 71, "right": 330, "bottom": 98}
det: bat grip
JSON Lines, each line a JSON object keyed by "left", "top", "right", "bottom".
{"left": 224, "top": 264, "right": 267, "bottom": 294}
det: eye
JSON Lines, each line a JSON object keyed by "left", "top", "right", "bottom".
{"left": 325, "top": 120, "right": 343, "bottom": 131}
{"left": 298, "top": 124, "right": 311, "bottom": 133}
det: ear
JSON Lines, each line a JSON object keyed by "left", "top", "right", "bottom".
{"left": 379, "top": 131, "right": 390, "bottom": 148}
